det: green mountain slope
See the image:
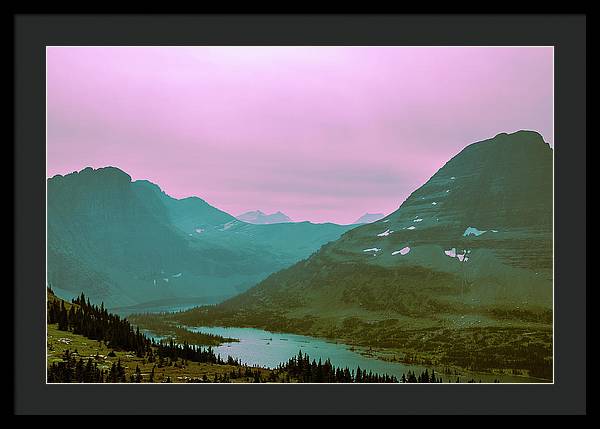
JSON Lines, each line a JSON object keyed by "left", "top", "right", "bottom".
{"left": 47, "top": 167, "right": 355, "bottom": 308}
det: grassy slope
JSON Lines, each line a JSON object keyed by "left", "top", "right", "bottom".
{"left": 46, "top": 290, "right": 283, "bottom": 382}
{"left": 47, "top": 324, "right": 278, "bottom": 383}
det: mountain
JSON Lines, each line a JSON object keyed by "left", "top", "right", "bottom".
{"left": 178, "top": 131, "right": 553, "bottom": 348}
{"left": 47, "top": 167, "right": 355, "bottom": 308}
{"left": 133, "top": 179, "right": 236, "bottom": 233}
{"left": 236, "top": 210, "right": 292, "bottom": 224}
{"left": 353, "top": 213, "right": 385, "bottom": 224}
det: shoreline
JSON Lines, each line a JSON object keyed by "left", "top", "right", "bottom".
{"left": 150, "top": 321, "right": 551, "bottom": 383}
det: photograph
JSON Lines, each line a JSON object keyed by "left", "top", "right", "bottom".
{"left": 45, "top": 45, "right": 555, "bottom": 384}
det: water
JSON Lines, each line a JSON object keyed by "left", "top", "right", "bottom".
{"left": 169, "top": 326, "right": 545, "bottom": 383}
{"left": 188, "top": 326, "right": 426, "bottom": 379}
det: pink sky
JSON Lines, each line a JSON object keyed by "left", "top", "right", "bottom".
{"left": 47, "top": 47, "right": 553, "bottom": 224}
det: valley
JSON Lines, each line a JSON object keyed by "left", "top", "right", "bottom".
{"left": 128, "top": 131, "right": 554, "bottom": 382}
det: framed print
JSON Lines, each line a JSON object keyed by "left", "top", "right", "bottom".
{"left": 14, "top": 13, "right": 586, "bottom": 415}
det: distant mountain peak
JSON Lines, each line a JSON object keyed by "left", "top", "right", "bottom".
{"left": 236, "top": 210, "right": 292, "bottom": 224}
{"left": 353, "top": 213, "right": 385, "bottom": 224}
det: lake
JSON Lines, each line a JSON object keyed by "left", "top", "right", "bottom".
{"left": 146, "top": 324, "right": 546, "bottom": 383}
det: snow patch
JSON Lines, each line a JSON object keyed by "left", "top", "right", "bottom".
{"left": 450, "top": 176, "right": 456, "bottom": 180}
{"left": 377, "top": 229, "right": 393, "bottom": 237}
{"left": 220, "top": 221, "right": 237, "bottom": 231}
{"left": 363, "top": 248, "right": 381, "bottom": 253}
{"left": 463, "top": 227, "right": 487, "bottom": 237}
{"left": 392, "top": 246, "right": 411, "bottom": 256}
{"left": 406, "top": 226, "right": 416, "bottom": 230}
{"left": 413, "top": 218, "right": 423, "bottom": 222}
{"left": 195, "top": 228, "right": 205, "bottom": 234}
{"left": 444, "top": 248, "right": 469, "bottom": 262}
{"left": 431, "top": 202, "right": 437, "bottom": 205}
{"left": 444, "top": 248, "right": 456, "bottom": 258}
{"left": 172, "top": 273, "right": 182, "bottom": 278}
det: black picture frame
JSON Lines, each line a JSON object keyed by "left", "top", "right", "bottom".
{"left": 14, "top": 14, "right": 586, "bottom": 415}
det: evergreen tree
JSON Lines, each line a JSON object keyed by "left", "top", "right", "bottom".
{"left": 134, "top": 364, "right": 142, "bottom": 383}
